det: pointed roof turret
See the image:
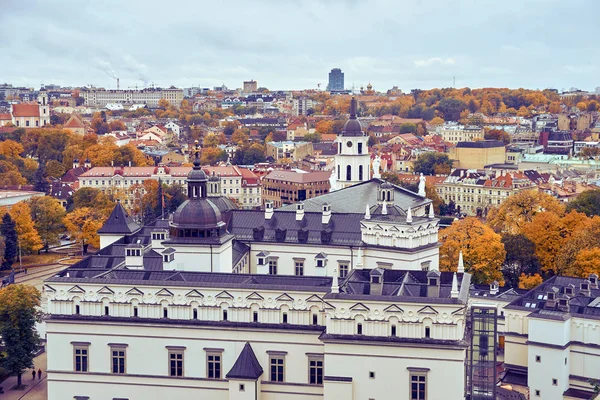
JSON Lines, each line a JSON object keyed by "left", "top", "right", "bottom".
{"left": 451, "top": 272, "right": 459, "bottom": 299}
{"left": 226, "top": 342, "right": 264, "bottom": 380}
{"left": 98, "top": 201, "right": 141, "bottom": 235}
{"left": 331, "top": 269, "right": 340, "bottom": 294}
{"left": 350, "top": 96, "right": 357, "bottom": 118}
{"left": 458, "top": 250, "right": 464, "bottom": 273}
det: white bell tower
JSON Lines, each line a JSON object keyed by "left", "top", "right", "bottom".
{"left": 37, "top": 89, "right": 50, "bottom": 126}
{"left": 333, "top": 97, "right": 370, "bottom": 190}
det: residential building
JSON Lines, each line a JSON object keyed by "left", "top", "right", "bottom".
{"left": 436, "top": 124, "right": 485, "bottom": 144}
{"left": 292, "top": 97, "right": 315, "bottom": 116}
{"left": 164, "top": 121, "right": 181, "bottom": 136}
{"left": 137, "top": 125, "right": 171, "bottom": 144}
{"left": 266, "top": 141, "right": 314, "bottom": 162}
{"left": 436, "top": 169, "right": 537, "bottom": 216}
{"left": 80, "top": 87, "right": 183, "bottom": 108}
{"left": 262, "top": 170, "right": 331, "bottom": 207}
{"left": 327, "top": 68, "right": 344, "bottom": 92}
{"left": 573, "top": 141, "right": 600, "bottom": 155}
{"left": 449, "top": 140, "right": 506, "bottom": 170}
{"left": 78, "top": 165, "right": 261, "bottom": 210}
{"left": 539, "top": 131, "right": 573, "bottom": 155}
{"left": 332, "top": 97, "right": 371, "bottom": 190}
{"left": 243, "top": 80, "right": 258, "bottom": 93}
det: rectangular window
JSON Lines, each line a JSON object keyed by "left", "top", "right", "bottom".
{"left": 207, "top": 353, "right": 222, "bottom": 379}
{"left": 270, "top": 357, "right": 285, "bottom": 382}
{"left": 295, "top": 261, "right": 304, "bottom": 276}
{"left": 410, "top": 374, "right": 426, "bottom": 400}
{"left": 339, "top": 263, "right": 349, "bottom": 278}
{"left": 74, "top": 346, "right": 89, "bottom": 372}
{"left": 169, "top": 351, "right": 184, "bottom": 377}
{"left": 111, "top": 347, "right": 126, "bottom": 374}
{"left": 391, "top": 325, "right": 397, "bottom": 336}
{"left": 357, "top": 323, "right": 363, "bottom": 335}
{"left": 282, "top": 312, "right": 288, "bottom": 323}
{"left": 309, "top": 358, "right": 324, "bottom": 385}
{"left": 269, "top": 260, "right": 277, "bottom": 275}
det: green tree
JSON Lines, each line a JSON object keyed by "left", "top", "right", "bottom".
{"left": 436, "top": 98, "right": 467, "bottom": 121}
{"left": 63, "top": 207, "right": 104, "bottom": 253}
{"left": 1, "top": 213, "right": 18, "bottom": 270}
{"left": 501, "top": 234, "right": 540, "bottom": 287}
{"left": 303, "top": 132, "right": 322, "bottom": 143}
{"left": 399, "top": 123, "right": 417, "bottom": 134}
{"left": 164, "top": 184, "right": 187, "bottom": 213}
{"left": 566, "top": 189, "right": 600, "bottom": 217}
{"left": 155, "top": 179, "right": 164, "bottom": 218}
{"left": 412, "top": 152, "right": 453, "bottom": 175}
{"left": 32, "top": 163, "right": 49, "bottom": 193}
{"left": 28, "top": 197, "right": 66, "bottom": 253}
{"left": 0, "top": 284, "right": 41, "bottom": 388}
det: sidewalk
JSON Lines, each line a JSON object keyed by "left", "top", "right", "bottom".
{"left": 0, "top": 351, "right": 47, "bottom": 400}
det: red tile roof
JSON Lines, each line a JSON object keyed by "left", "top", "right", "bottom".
{"left": 11, "top": 104, "right": 40, "bottom": 117}
{"left": 0, "top": 113, "right": 11, "bottom": 120}
{"left": 64, "top": 115, "right": 85, "bottom": 128}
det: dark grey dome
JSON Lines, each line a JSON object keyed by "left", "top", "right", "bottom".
{"left": 340, "top": 97, "right": 364, "bottom": 137}
{"left": 209, "top": 196, "right": 238, "bottom": 214}
{"left": 172, "top": 198, "right": 224, "bottom": 229}
{"left": 380, "top": 182, "right": 394, "bottom": 189}
{"left": 188, "top": 168, "right": 207, "bottom": 182}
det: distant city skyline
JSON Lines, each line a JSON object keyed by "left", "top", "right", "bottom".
{"left": 1, "top": 0, "right": 600, "bottom": 92}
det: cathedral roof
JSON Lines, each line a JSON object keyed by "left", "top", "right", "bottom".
{"left": 172, "top": 198, "right": 224, "bottom": 229}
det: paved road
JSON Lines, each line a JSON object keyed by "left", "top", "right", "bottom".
{"left": 0, "top": 352, "right": 47, "bottom": 400}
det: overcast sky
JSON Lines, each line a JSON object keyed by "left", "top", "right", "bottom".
{"left": 1, "top": 0, "right": 598, "bottom": 92}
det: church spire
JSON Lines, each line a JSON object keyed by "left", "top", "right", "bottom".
{"left": 350, "top": 96, "right": 357, "bottom": 118}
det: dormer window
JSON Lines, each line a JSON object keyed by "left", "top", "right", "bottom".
{"left": 372, "top": 276, "right": 381, "bottom": 284}
{"left": 126, "top": 249, "right": 141, "bottom": 257}
{"left": 429, "top": 278, "right": 437, "bottom": 286}
{"left": 565, "top": 286, "right": 574, "bottom": 296}
{"left": 315, "top": 253, "right": 327, "bottom": 268}
{"left": 258, "top": 257, "right": 265, "bottom": 265}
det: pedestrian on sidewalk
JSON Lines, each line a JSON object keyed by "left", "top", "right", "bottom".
{"left": 37, "top": 368, "right": 42, "bottom": 380}
{"left": 32, "top": 369, "right": 36, "bottom": 380}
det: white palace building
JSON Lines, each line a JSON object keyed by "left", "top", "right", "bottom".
{"left": 42, "top": 99, "right": 600, "bottom": 400}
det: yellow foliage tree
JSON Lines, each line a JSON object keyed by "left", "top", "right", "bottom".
{"left": 63, "top": 207, "right": 105, "bottom": 253}
{"left": 518, "top": 273, "right": 543, "bottom": 289}
{"left": 566, "top": 248, "right": 600, "bottom": 277}
{"left": 522, "top": 212, "right": 566, "bottom": 274}
{"left": 0, "top": 140, "right": 24, "bottom": 158}
{"left": 487, "top": 190, "right": 565, "bottom": 234}
{"left": 3, "top": 202, "right": 43, "bottom": 254}
{"left": 439, "top": 217, "right": 506, "bottom": 284}
{"left": 429, "top": 116, "right": 445, "bottom": 125}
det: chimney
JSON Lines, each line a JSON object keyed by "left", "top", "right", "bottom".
{"left": 117, "top": 78, "right": 120, "bottom": 90}
{"left": 322, "top": 203, "right": 331, "bottom": 224}
{"left": 296, "top": 202, "right": 305, "bottom": 221}
{"left": 265, "top": 201, "right": 274, "bottom": 220}
{"left": 426, "top": 270, "right": 441, "bottom": 298}
{"left": 580, "top": 280, "right": 591, "bottom": 297}
{"left": 557, "top": 297, "right": 570, "bottom": 312}
{"left": 450, "top": 272, "right": 459, "bottom": 299}
{"left": 545, "top": 287, "right": 558, "bottom": 308}
{"left": 490, "top": 281, "right": 499, "bottom": 296}
{"left": 589, "top": 273, "right": 598, "bottom": 289}
{"left": 125, "top": 245, "right": 144, "bottom": 269}
{"left": 370, "top": 268, "right": 384, "bottom": 296}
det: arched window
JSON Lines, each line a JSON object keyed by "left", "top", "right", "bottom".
{"left": 359, "top": 165, "right": 363, "bottom": 181}
{"left": 358, "top": 143, "right": 363, "bottom": 154}
{"left": 346, "top": 165, "right": 352, "bottom": 181}
{"left": 387, "top": 191, "right": 391, "bottom": 202}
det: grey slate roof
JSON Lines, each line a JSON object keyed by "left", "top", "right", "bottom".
{"left": 277, "top": 179, "right": 430, "bottom": 214}
{"left": 98, "top": 203, "right": 141, "bottom": 235}
{"left": 226, "top": 342, "right": 263, "bottom": 380}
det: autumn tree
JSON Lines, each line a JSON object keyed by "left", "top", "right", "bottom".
{"left": 63, "top": 207, "right": 105, "bottom": 253}
{"left": 565, "top": 248, "right": 600, "bottom": 277}
{"left": 2, "top": 202, "right": 43, "bottom": 254}
{"left": 231, "top": 129, "right": 249, "bottom": 146}
{"left": 201, "top": 147, "right": 228, "bottom": 166}
{"left": 71, "top": 187, "right": 114, "bottom": 216}
{"left": 522, "top": 211, "right": 566, "bottom": 275}
{"left": 579, "top": 147, "right": 600, "bottom": 157}
{"left": 0, "top": 284, "right": 41, "bottom": 388}
{"left": 164, "top": 184, "right": 187, "bottom": 212}
{"left": 518, "top": 273, "right": 543, "bottom": 289}
{"left": 108, "top": 120, "right": 126, "bottom": 131}
{"left": 487, "top": 190, "right": 565, "bottom": 234}
{"left": 484, "top": 129, "right": 511, "bottom": 145}
{"left": 45, "top": 159, "right": 66, "bottom": 179}
{"left": 1, "top": 213, "right": 18, "bottom": 270}
{"left": 28, "top": 196, "right": 66, "bottom": 252}
{"left": 203, "top": 133, "right": 219, "bottom": 148}
{"left": 439, "top": 217, "right": 506, "bottom": 284}
{"left": 412, "top": 152, "right": 453, "bottom": 176}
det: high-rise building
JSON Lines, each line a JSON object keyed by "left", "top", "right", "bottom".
{"left": 327, "top": 68, "right": 344, "bottom": 92}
